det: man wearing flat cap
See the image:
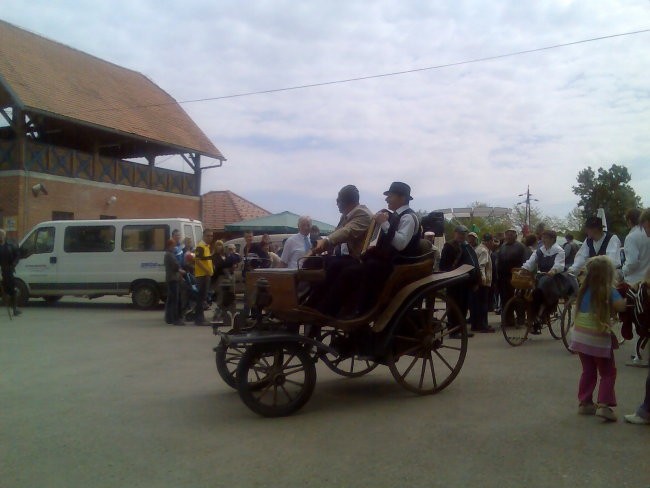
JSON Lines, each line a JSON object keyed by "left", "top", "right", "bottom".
{"left": 568, "top": 216, "right": 621, "bottom": 275}
{"left": 440, "top": 225, "right": 481, "bottom": 338}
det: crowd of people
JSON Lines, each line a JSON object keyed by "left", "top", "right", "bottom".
{"left": 1, "top": 182, "right": 649, "bottom": 425}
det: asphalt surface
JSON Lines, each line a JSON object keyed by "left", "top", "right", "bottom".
{"left": 1, "top": 297, "right": 648, "bottom": 488}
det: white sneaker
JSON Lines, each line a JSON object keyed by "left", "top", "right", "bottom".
{"left": 623, "top": 413, "right": 650, "bottom": 425}
{"left": 625, "top": 356, "right": 648, "bottom": 368}
{"left": 595, "top": 406, "right": 617, "bottom": 422}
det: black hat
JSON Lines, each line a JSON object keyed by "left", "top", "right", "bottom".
{"left": 482, "top": 233, "right": 493, "bottom": 242}
{"left": 383, "top": 181, "right": 413, "bottom": 200}
{"left": 584, "top": 216, "right": 603, "bottom": 229}
{"left": 455, "top": 225, "right": 469, "bottom": 233}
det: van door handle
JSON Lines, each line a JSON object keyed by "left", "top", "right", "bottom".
{"left": 50, "top": 256, "right": 57, "bottom": 264}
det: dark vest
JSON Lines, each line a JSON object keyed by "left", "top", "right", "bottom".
{"left": 586, "top": 232, "right": 613, "bottom": 258}
{"left": 535, "top": 248, "right": 558, "bottom": 273}
{"left": 377, "top": 208, "right": 421, "bottom": 258}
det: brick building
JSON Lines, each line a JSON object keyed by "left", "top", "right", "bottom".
{"left": 0, "top": 20, "right": 225, "bottom": 241}
{"left": 201, "top": 190, "right": 270, "bottom": 238}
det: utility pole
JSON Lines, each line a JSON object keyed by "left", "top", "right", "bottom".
{"left": 517, "top": 186, "right": 538, "bottom": 236}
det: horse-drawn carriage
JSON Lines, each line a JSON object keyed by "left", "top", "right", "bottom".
{"left": 212, "top": 228, "right": 474, "bottom": 417}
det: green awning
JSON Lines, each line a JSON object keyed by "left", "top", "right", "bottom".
{"left": 224, "top": 211, "right": 336, "bottom": 235}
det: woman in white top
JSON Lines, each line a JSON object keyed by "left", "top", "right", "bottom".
{"left": 521, "top": 230, "right": 567, "bottom": 333}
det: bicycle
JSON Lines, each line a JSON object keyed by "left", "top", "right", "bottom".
{"left": 501, "top": 268, "right": 565, "bottom": 347}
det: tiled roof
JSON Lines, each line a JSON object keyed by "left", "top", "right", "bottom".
{"left": 202, "top": 191, "right": 271, "bottom": 231}
{"left": 0, "top": 20, "right": 224, "bottom": 160}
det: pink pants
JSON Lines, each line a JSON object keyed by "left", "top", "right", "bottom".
{"left": 577, "top": 352, "right": 617, "bottom": 406}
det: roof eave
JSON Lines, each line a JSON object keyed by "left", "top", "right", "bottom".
{"left": 22, "top": 105, "right": 226, "bottom": 162}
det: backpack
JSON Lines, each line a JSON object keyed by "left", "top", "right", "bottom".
{"left": 619, "top": 282, "right": 650, "bottom": 339}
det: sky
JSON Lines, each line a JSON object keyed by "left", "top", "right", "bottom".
{"left": 3, "top": 1, "right": 649, "bottom": 226}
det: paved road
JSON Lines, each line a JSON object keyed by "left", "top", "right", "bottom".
{"left": 1, "top": 297, "right": 648, "bottom": 488}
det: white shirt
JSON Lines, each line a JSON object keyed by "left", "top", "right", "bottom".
{"left": 280, "top": 233, "right": 311, "bottom": 269}
{"left": 622, "top": 225, "right": 650, "bottom": 285}
{"left": 379, "top": 205, "right": 417, "bottom": 251}
{"left": 568, "top": 232, "right": 622, "bottom": 274}
{"left": 522, "top": 243, "right": 565, "bottom": 273}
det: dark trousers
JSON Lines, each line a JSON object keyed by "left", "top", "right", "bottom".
{"left": 165, "top": 281, "right": 180, "bottom": 324}
{"left": 358, "top": 257, "right": 393, "bottom": 313}
{"left": 531, "top": 273, "right": 573, "bottom": 317}
{"left": 498, "top": 275, "right": 515, "bottom": 309}
{"left": 316, "top": 256, "right": 361, "bottom": 316}
{"left": 194, "top": 275, "right": 210, "bottom": 323}
{"left": 447, "top": 284, "right": 469, "bottom": 330}
{"left": 469, "top": 286, "right": 490, "bottom": 330}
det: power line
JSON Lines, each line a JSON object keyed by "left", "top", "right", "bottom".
{"left": 69, "top": 28, "right": 650, "bottom": 115}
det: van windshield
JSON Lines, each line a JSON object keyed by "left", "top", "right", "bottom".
{"left": 21, "top": 227, "right": 55, "bottom": 255}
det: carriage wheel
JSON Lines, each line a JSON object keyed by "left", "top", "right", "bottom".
{"left": 237, "top": 343, "right": 316, "bottom": 417}
{"left": 319, "top": 327, "right": 379, "bottom": 378}
{"left": 561, "top": 299, "right": 575, "bottom": 354}
{"left": 215, "top": 330, "right": 247, "bottom": 389}
{"left": 387, "top": 291, "right": 467, "bottom": 395}
{"left": 501, "top": 295, "right": 530, "bottom": 346}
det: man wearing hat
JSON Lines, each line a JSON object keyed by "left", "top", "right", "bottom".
{"left": 568, "top": 216, "right": 621, "bottom": 275}
{"left": 440, "top": 225, "right": 481, "bottom": 338}
{"left": 354, "top": 182, "right": 421, "bottom": 314}
{"left": 496, "top": 228, "right": 527, "bottom": 316}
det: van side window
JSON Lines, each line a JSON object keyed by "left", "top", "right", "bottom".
{"left": 22, "top": 227, "right": 55, "bottom": 255}
{"left": 183, "top": 224, "right": 192, "bottom": 243}
{"left": 64, "top": 226, "right": 115, "bottom": 253}
{"left": 122, "top": 225, "right": 169, "bottom": 252}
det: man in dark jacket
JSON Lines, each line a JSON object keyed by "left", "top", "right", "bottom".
{"left": 0, "top": 228, "right": 22, "bottom": 316}
{"left": 496, "top": 229, "right": 527, "bottom": 311}
{"left": 440, "top": 225, "right": 480, "bottom": 338}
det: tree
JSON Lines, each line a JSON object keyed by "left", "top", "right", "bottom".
{"left": 564, "top": 206, "right": 584, "bottom": 236}
{"left": 572, "top": 164, "right": 642, "bottom": 237}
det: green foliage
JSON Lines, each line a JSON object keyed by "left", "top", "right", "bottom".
{"left": 572, "top": 164, "right": 642, "bottom": 237}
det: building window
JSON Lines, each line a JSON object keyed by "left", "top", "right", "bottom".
{"left": 122, "top": 225, "right": 168, "bottom": 252}
{"left": 64, "top": 226, "right": 115, "bottom": 253}
{"left": 100, "top": 215, "right": 117, "bottom": 220}
{"left": 52, "top": 211, "right": 74, "bottom": 220}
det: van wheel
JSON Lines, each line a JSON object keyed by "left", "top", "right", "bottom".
{"left": 132, "top": 283, "right": 160, "bottom": 310}
{"left": 43, "top": 296, "right": 63, "bottom": 304}
{"left": 15, "top": 280, "right": 29, "bottom": 307}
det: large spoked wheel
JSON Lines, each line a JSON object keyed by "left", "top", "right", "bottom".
{"left": 561, "top": 298, "right": 575, "bottom": 353}
{"left": 237, "top": 343, "right": 316, "bottom": 417}
{"left": 387, "top": 290, "right": 467, "bottom": 395}
{"left": 501, "top": 295, "right": 530, "bottom": 346}
{"left": 215, "top": 331, "right": 248, "bottom": 389}
{"left": 319, "top": 327, "right": 378, "bottom": 378}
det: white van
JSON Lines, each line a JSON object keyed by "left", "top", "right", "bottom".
{"left": 15, "top": 218, "right": 203, "bottom": 309}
